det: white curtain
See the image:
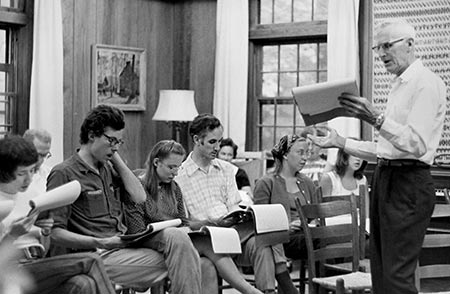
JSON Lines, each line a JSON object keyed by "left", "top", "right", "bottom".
{"left": 29, "top": 0, "right": 64, "bottom": 167}
{"left": 213, "top": 0, "right": 249, "bottom": 152}
{"left": 326, "top": 0, "right": 360, "bottom": 164}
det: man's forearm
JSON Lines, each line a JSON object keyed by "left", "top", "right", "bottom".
{"left": 51, "top": 227, "right": 102, "bottom": 250}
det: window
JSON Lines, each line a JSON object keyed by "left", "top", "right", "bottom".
{"left": 248, "top": 0, "right": 328, "bottom": 151}
{"left": 0, "top": 1, "right": 32, "bottom": 137}
{"left": 0, "top": 27, "right": 15, "bottom": 136}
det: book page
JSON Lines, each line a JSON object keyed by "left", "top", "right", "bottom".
{"left": 204, "top": 226, "right": 242, "bottom": 254}
{"left": 120, "top": 218, "right": 182, "bottom": 242}
{"left": 292, "top": 78, "right": 359, "bottom": 125}
{"left": 28, "top": 180, "right": 81, "bottom": 215}
{"left": 250, "top": 204, "right": 289, "bottom": 234}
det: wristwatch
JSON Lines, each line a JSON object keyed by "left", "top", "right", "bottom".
{"left": 374, "top": 112, "right": 385, "bottom": 130}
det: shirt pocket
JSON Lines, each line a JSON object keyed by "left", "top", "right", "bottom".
{"left": 80, "top": 190, "right": 108, "bottom": 218}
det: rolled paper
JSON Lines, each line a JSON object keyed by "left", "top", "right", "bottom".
{"left": 0, "top": 200, "right": 14, "bottom": 222}
{"left": 29, "top": 180, "right": 81, "bottom": 214}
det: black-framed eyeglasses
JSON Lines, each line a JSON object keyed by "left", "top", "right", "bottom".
{"left": 38, "top": 152, "right": 52, "bottom": 159}
{"left": 372, "top": 37, "right": 405, "bottom": 54}
{"left": 102, "top": 133, "right": 124, "bottom": 147}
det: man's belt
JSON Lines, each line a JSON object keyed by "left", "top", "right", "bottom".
{"left": 377, "top": 158, "right": 430, "bottom": 168}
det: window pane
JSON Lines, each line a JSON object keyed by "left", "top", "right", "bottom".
{"left": 319, "top": 43, "right": 327, "bottom": 70}
{"left": 280, "top": 45, "right": 297, "bottom": 71}
{"left": 319, "top": 71, "right": 327, "bottom": 82}
{"left": 276, "top": 104, "right": 294, "bottom": 126}
{"left": 262, "top": 73, "right": 278, "bottom": 97}
{"left": 261, "top": 103, "right": 275, "bottom": 125}
{"left": 293, "top": 0, "right": 312, "bottom": 22}
{"left": 279, "top": 72, "right": 297, "bottom": 97}
{"left": 261, "top": 127, "right": 275, "bottom": 150}
{"left": 295, "top": 107, "right": 305, "bottom": 126}
{"left": 299, "top": 44, "right": 317, "bottom": 70}
{"left": 276, "top": 127, "right": 293, "bottom": 141}
{"left": 314, "top": 0, "right": 328, "bottom": 20}
{"left": 260, "top": 0, "right": 273, "bottom": 24}
{"left": 0, "top": 30, "right": 5, "bottom": 64}
{"left": 263, "top": 46, "right": 278, "bottom": 72}
{"left": 299, "top": 71, "right": 317, "bottom": 86}
{"left": 0, "top": 72, "right": 6, "bottom": 92}
{"left": 274, "top": 0, "right": 291, "bottom": 23}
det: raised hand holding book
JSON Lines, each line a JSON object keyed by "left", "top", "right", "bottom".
{"left": 292, "top": 78, "right": 359, "bottom": 125}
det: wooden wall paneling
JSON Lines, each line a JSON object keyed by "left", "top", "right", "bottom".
{"left": 139, "top": 0, "right": 174, "bottom": 165}
{"left": 70, "top": 0, "right": 97, "bottom": 155}
{"left": 14, "top": 0, "right": 33, "bottom": 134}
{"left": 62, "top": 0, "right": 74, "bottom": 157}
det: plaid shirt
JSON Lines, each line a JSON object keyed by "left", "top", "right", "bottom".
{"left": 175, "top": 153, "right": 241, "bottom": 221}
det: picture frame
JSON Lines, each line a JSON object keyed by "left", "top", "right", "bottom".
{"left": 91, "top": 44, "right": 146, "bottom": 111}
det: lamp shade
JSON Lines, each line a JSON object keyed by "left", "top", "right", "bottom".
{"left": 152, "top": 90, "right": 199, "bottom": 121}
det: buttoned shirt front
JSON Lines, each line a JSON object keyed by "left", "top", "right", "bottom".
{"left": 175, "top": 153, "right": 241, "bottom": 221}
{"left": 345, "top": 59, "right": 446, "bottom": 165}
{"left": 47, "top": 153, "right": 127, "bottom": 238}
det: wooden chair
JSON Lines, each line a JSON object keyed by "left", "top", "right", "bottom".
{"left": 295, "top": 195, "right": 372, "bottom": 294}
{"left": 317, "top": 185, "right": 370, "bottom": 272}
{"left": 416, "top": 204, "right": 450, "bottom": 293}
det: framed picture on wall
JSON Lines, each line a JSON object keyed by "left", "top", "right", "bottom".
{"left": 91, "top": 44, "right": 146, "bottom": 111}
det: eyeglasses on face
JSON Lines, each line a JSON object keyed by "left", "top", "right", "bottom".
{"left": 371, "top": 37, "right": 405, "bottom": 53}
{"left": 159, "top": 161, "right": 180, "bottom": 172}
{"left": 38, "top": 152, "right": 52, "bottom": 159}
{"left": 102, "top": 133, "right": 124, "bottom": 147}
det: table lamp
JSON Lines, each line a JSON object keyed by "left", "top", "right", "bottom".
{"left": 152, "top": 90, "right": 199, "bottom": 142}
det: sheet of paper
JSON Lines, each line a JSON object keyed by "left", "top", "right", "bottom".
{"left": 120, "top": 218, "right": 182, "bottom": 242}
{"left": 29, "top": 180, "right": 81, "bottom": 214}
{"left": 292, "top": 78, "right": 359, "bottom": 125}
{"left": 204, "top": 226, "right": 242, "bottom": 254}
{"left": 250, "top": 204, "right": 289, "bottom": 234}
{"left": 150, "top": 219, "right": 182, "bottom": 232}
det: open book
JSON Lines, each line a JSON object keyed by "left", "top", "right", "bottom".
{"left": 292, "top": 78, "right": 359, "bottom": 125}
{"left": 28, "top": 180, "right": 81, "bottom": 216}
{"left": 219, "top": 204, "right": 289, "bottom": 247}
{"left": 120, "top": 219, "right": 182, "bottom": 243}
{"left": 189, "top": 226, "right": 241, "bottom": 254}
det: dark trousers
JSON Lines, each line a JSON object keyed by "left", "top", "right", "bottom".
{"left": 370, "top": 164, "right": 435, "bottom": 294}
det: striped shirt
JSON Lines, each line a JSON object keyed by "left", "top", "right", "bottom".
{"left": 175, "top": 153, "right": 241, "bottom": 221}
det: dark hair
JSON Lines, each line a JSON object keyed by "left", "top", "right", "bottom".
{"left": 189, "top": 113, "right": 222, "bottom": 139}
{"left": 335, "top": 148, "right": 367, "bottom": 180}
{"left": 219, "top": 138, "right": 238, "bottom": 158}
{"left": 79, "top": 105, "right": 125, "bottom": 144}
{"left": 143, "top": 140, "right": 186, "bottom": 201}
{"left": 0, "top": 136, "right": 38, "bottom": 183}
{"left": 271, "top": 134, "right": 306, "bottom": 174}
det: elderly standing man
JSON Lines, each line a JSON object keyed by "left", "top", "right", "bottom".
{"left": 309, "top": 19, "right": 446, "bottom": 294}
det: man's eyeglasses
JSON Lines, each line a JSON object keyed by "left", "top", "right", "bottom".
{"left": 102, "top": 133, "right": 124, "bottom": 147}
{"left": 38, "top": 152, "right": 52, "bottom": 159}
{"left": 372, "top": 37, "right": 405, "bottom": 54}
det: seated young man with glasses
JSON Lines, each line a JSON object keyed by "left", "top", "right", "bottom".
{"left": 45, "top": 104, "right": 212, "bottom": 293}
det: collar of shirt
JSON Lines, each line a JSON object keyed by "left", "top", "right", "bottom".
{"left": 73, "top": 152, "right": 106, "bottom": 175}
{"left": 183, "top": 152, "right": 222, "bottom": 177}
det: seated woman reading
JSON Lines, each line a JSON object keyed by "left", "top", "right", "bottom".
{"left": 124, "top": 140, "right": 262, "bottom": 294}
{"left": 253, "top": 134, "right": 316, "bottom": 260}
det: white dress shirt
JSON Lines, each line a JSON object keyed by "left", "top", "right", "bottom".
{"left": 345, "top": 59, "right": 446, "bottom": 165}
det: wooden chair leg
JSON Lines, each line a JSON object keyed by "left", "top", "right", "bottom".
{"left": 336, "top": 278, "right": 345, "bottom": 294}
{"left": 299, "top": 260, "right": 307, "bottom": 294}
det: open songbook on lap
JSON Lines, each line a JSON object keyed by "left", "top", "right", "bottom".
{"left": 219, "top": 204, "right": 290, "bottom": 248}
{"left": 28, "top": 180, "right": 81, "bottom": 216}
{"left": 292, "top": 78, "right": 359, "bottom": 126}
{"left": 120, "top": 219, "right": 183, "bottom": 243}
{"left": 189, "top": 226, "right": 242, "bottom": 254}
